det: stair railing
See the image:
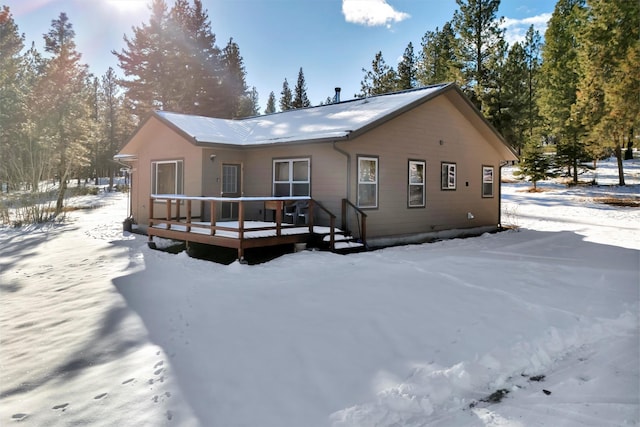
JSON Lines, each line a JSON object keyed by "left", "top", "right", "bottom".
{"left": 341, "top": 199, "right": 367, "bottom": 248}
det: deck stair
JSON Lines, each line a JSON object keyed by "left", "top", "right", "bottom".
{"left": 320, "top": 232, "right": 367, "bottom": 254}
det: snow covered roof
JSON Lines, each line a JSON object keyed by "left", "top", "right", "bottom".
{"left": 154, "top": 83, "right": 452, "bottom": 146}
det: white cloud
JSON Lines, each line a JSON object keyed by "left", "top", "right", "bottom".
{"left": 501, "top": 13, "right": 552, "bottom": 45}
{"left": 342, "top": 0, "right": 410, "bottom": 28}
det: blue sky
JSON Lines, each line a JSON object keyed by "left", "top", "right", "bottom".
{"left": 8, "top": 0, "right": 555, "bottom": 112}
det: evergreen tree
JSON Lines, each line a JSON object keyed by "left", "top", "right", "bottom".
{"left": 522, "top": 26, "right": 542, "bottom": 142}
{"left": 483, "top": 37, "right": 509, "bottom": 135}
{"left": 279, "top": 78, "right": 293, "bottom": 111}
{"left": 500, "top": 41, "right": 529, "bottom": 152}
{"left": 452, "top": 0, "right": 505, "bottom": 112}
{"left": 237, "top": 86, "right": 259, "bottom": 117}
{"left": 38, "top": 12, "right": 91, "bottom": 215}
{"left": 114, "top": 0, "right": 176, "bottom": 121}
{"left": 575, "top": 0, "right": 639, "bottom": 185}
{"left": 397, "top": 42, "right": 416, "bottom": 90}
{"left": 292, "top": 67, "right": 311, "bottom": 109}
{"left": 220, "top": 37, "right": 249, "bottom": 118}
{"left": 359, "top": 51, "right": 397, "bottom": 97}
{"left": 0, "top": 6, "right": 26, "bottom": 191}
{"left": 99, "top": 67, "right": 134, "bottom": 188}
{"left": 265, "top": 91, "right": 277, "bottom": 114}
{"left": 538, "top": 0, "right": 587, "bottom": 184}
{"left": 418, "top": 22, "right": 461, "bottom": 85}
{"left": 169, "top": 0, "right": 223, "bottom": 116}
{"left": 514, "top": 139, "right": 557, "bottom": 190}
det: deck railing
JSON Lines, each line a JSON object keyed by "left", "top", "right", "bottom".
{"left": 148, "top": 194, "right": 339, "bottom": 257}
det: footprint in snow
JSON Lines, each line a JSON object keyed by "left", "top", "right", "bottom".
{"left": 52, "top": 403, "right": 69, "bottom": 410}
{"left": 154, "top": 361, "right": 164, "bottom": 368}
{"left": 122, "top": 378, "right": 134, "bottom": 385}
{"left": 12, "top": 413, "right": 28, "bottom": 421}
{"left": 94, "top": 393, "right": 108, "bottom": 400}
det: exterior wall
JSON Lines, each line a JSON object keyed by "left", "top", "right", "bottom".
{"left": 125, "top": 117, "right": 204, "bottom": 225}
{"left": 335, "top": 95, "right": 504, "bottom": 240}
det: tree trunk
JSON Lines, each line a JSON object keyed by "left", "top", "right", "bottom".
{"left": 615, "top": 142, "right": 625, "bottom": 186}
{"left": 55, "top": 176, "right": 67, "bottom": 216}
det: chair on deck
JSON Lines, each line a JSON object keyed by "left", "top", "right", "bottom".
{"left": 284, "top": 200, "right": 309, "bottom": 225}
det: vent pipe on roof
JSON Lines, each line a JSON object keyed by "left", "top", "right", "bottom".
{"left": 334, "top": 87, "right": 341, "bottom": 103}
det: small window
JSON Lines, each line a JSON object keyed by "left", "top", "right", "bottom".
{"left": 482, "top": 166, "right": 494, "bottom": 197}
{"left": 358, "top": 156, "right": 378, "bottom": 208}
{"left": 151, "top": 160, "right": 183, "bottom": 195}
{"left": 441, "top": 162, "right": 456, "bottom": 190}
{"left": 273, "top": 158, "right": 310, "bottom": 197}
{"left": 408, "top": 160, "right": 425, "bottom": 207}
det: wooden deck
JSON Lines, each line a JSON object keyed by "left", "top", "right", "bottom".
{"left": 148, "top": 195, "right": 339, "bottom": 261}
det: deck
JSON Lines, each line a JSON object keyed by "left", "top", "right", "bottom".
{"left": 148, "top": 195, "right": 352, "bottom": 261}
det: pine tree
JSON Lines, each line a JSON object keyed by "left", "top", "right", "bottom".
{"left": 538, "top": 0, "right": 587, "bottom": 184}
{"left": 113, "top": 0, "right": 176, "bottom": 120}
{"left": 237, "top": 86, "right": 259, "bottom": 117}
{"left": 500, "top": 41, "right": 529, "bottom": 152}
{"left": 359, "top": 51, "right": 398, "bottom": 97}
{"left": 514, "top": 139, "right": 557, "bottom": 190}
{"left": 38, "top": 12, "right": 91, "bottom": 215}
{"left": 0, "top": 6, "right": 26, "bottom": 191}
{"left": 265, "top": 91, "right": 276, "bottom": 114}
{"left": 279, "top": 78, "right": 293, "bottom": 111}
{"left": 169, "top": 0, "right": 223, "bottom": 117}
{"left": 220, "top": 37, "right": 249, "bottom": 118}
{"left": 575, "top": 0, "right": 639, "bottom": 185}
{"left": 452, "top": 0, "right": 505, "bottom": 111}
{"left": 418, "top": 22, "right": 462, "bottom": 86}
{"left": 397, "top": 42, "right": 416, "bottom": 90}
{"left": 292, "top": 67, "right": 311, "bottom": 109}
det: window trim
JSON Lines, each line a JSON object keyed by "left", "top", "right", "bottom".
{"left": 482, "top": 165, "right": 494, "bottom": 198}
{"left": 151, "top": 159, "right": 183, "bottom": 195}
{"left": 408, "top": 159, "right": 426, "bottom": 208}
{"left": 357, "top": 155, "right": 379, "bottom": 209}
{"left": 441, "top": 161, "right": 456, "bottom": 191}
{"left": 272, "top": 157, "right": 311, "bottom": 197}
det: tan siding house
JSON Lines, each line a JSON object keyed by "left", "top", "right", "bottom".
{"left": 117, "top": 83, "right": 517, "bottom": 251}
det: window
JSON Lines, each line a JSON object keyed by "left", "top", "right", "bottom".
{"left": 408, "top": 160, "right": 425, "bottom": 207}
{"left": 358, "top": 156, "right": 378, "bottom": 208}
{"left": 151, "top": 160, "right": 183, "bottom": 195}
{"left": 482, "top": 166, "right": 494, "bottom": 197}
{"left": 273, "top": 158, "right": 310, "bottom": 197}
{"left": 441, "top": 162, "right": 456, "bottom": 190}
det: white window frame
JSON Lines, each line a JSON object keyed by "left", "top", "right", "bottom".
{"left": 272, "top": 158, "right": 310, "bottom": 197}
{"left": 357, "top": 156, "right": 378, "bottom": 208}
{"left": 482, "top": 165, "right": 494, "bottom": 198}
{"left": 408, "top": 160, "right": 426, "bottom": 208}
{"left": 441, "top": 162, "right": 456, "bottom": 190}
{"left": 151, "top": 160, "right": 183, "bottom": 195}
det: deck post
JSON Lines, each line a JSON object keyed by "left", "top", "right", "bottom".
{"left": 308, "top": 199, "right": 314, "bottom": 232}
{"left": 209, "top": 200, "right": 216, "bottom": 235}
{"left": 329, "top": 216, "right": 336, "bottom": 250}
{"left": 149, "top": 197, "right": 154, "bottom": 227}
{"left": 361, "top": 216, "right": 367, "bottom": 247}
{"left": 238, "top": 201, "right": 245, "bottom": 240}
{"left": 186, "top": 199, "right": 192, "bottom": 232}
{"left": 275, "top": 200, "right": 282, "bottom": 236}
{"left": 166, "top": 199, "right": 172, "bottom": 230}
{"left": 341, "top": 198, "right": 347, "bottom": 232}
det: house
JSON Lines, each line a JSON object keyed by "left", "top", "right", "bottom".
{"left": 116, "top": 83, "right": 518, "bottom": 260}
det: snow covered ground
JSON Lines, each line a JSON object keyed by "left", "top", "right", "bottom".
{"left": 1, "top": 158, "right": 638, "bottom": 427}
